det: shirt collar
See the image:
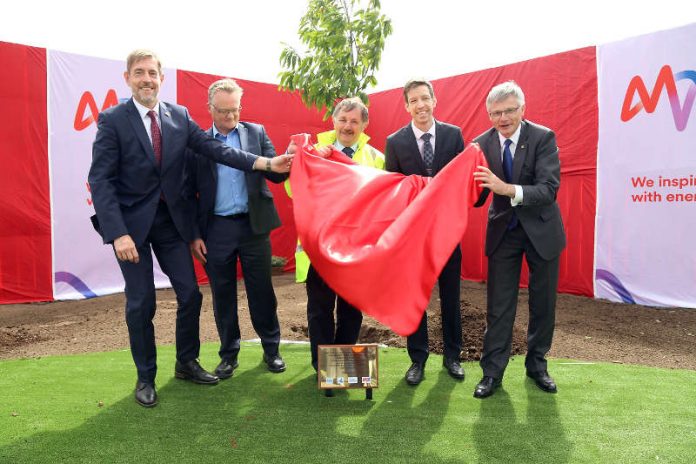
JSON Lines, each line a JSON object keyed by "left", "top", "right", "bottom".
{"left": 132, "top": 98, "right": 160, "bottom": 119}
{"left": 213, "top": 123, "right": 239, "bottom": 138}
{"left": 411, "top": 119, "right": 436, "bottom": 140}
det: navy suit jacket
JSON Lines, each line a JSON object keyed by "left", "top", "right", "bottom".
{"left": 473, "top": 120, "right": 566, "bottom": 260}
{"left": 191, "top": 123, "right": 287, "bottom": 239}
{"left": 384, "top": 121, "right": 465, "bottom": 176}
{"left": 88, "top": 98, "right": 260, "bottom": 246}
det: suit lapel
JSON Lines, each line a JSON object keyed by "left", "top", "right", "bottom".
{"left": 206, "top": 128, "right": 218, "bottom": 183}
{"left": 512, "top": 121, "right": 529, "bottom": 183}
{"left": 487, "top": 131, "right": 504, "bottom": 178}
{"left": 159, "top": 102, "right": 175, "bottom": 175}
{"left": 126, "top": 99, "right": 159, "bottom": 171}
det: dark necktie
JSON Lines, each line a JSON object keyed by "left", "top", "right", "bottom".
{"left": 421, "top": 133, "right": 434, "bottom": 174}
{"left": 147, "top": 110, "right": 162, "bottom": 167}
{"left": 216, "top": 133, "right": 227, "bottom": 143}
{"left": 502, "top": 139, "right": 518, "bottom": 229}
{"left": 342, "top": 146, "right": 354, "bottom": 158}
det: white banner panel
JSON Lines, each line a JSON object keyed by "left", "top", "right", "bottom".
{"left": 49, "top": 51, "right": 177, "bottom": 299}
{"left": 596, "top": 23, "right": 696, "bottom": 307}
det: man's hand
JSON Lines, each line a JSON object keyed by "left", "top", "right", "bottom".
{"left": 114, "top": 234, "right": 139, "bottom": 263}
{"left": 190, "top": 238, "right": 207, "bottom": 264}
{"left": 315, "top": 145, "right": 333, "bottom": 158}
{"left": 254, "top": 154, "right": 294, "bottom": 173}
{"left": 473, "top": 166, "right": 516, "bottom": 197}
{"left": 285, "top": 140, "right": 297, "bottom": 155}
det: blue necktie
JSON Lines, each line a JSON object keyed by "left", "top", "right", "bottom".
{"left": 502, "top": 139, "right": 518, "bottom": 230}
{"left": 502, "top": 139, "right": 513, "bottom": 183}
{"left": 342, "top": 146, "right": 354, "bottom": 158}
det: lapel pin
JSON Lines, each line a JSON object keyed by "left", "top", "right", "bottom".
{"left": 520, "top": 144, "right": 526, "bottom": 149}
{"left": 164, "top": 111, "right": 171, "bottom": 117}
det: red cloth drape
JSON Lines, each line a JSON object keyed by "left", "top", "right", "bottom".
{"left": 290, "top": 134, "right": 486, "bottom": 336}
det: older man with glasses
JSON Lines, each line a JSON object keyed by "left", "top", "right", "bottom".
{"left": 472, "top": 80, "right": 566, "bottom": 398}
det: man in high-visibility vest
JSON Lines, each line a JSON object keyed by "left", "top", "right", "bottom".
{"left": 285, "top": 97, "right": 385, "bottom": 371}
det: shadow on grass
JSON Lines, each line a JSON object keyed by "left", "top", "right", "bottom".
{"left": 0, "top": 354, "right": 468, "bottom": 463}
{"left": 472, "top": 378, "right": 572, "bottom": 463}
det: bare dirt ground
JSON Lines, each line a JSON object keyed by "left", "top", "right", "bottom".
{"left": 1, "top": 274, "right": 695, "bottom": 370}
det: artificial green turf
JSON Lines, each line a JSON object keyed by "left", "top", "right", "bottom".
{"left": 1, "top": 343, "right": 694, "bottom": 463}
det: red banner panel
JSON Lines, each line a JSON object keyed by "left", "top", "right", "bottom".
{"left": 367, "top": 47, "right": 598, "bottom": 296}
{"left": 0, "top": 42, "right": 52, "bottom": 303}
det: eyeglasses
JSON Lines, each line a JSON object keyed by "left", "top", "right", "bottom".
{"left": 211, "top": 105, "right": 242, "bottom": 116}
{"left": 488, "top": 106, "right": 520, "bottom": 119}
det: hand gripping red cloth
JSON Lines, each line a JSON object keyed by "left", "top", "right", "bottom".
{"left": 289, "top": 134, "right": 487, "bottom": 336}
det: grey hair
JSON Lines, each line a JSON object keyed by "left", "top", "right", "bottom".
{"left": 208, "top": 78, "right": 244, "bottom": 105}
{"left": 332, "top": 97, "right": 369, "bottom": 122}
{"left": 486, "top": 81, "right": 525, "bottom": 109}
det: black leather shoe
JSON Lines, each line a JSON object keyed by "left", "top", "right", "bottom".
{"left": 443, "top": 357, "right": 465, "bottom": 380}
{"left": 473, "top": 376, "right": 502, "bottom": 398}
{"left": 263, "top": 353, "right": 286, "bottom": 373}
{"left": 214, "top": 358, "right": 239, "bottom": 380}
{"left": 175, "top": 360, "right": 219, "bottom": 385}
{"left": 526, "top": 370, "right": 557, "bottom": 393}
{"left": 405, "top": 362, "right": 425, "bottom": 386}
{"left": 134, "top": 381, "right": 158, "bottom": 408}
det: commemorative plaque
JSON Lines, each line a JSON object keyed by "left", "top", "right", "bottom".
{"left": 317, "top": 344, "right": 378, "bottom": 399}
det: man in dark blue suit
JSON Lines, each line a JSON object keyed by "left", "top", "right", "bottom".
{"left": 88, "top": 50, "right": 293, "bottom": 408}
{"left": 385, "top": 79, "right": 466, "bottom": 386}
{"left": 189, "top": 79, "right": 287, "bottom": 379}
{"left": 472, "top": 81, "right": 566, "bottom": 398}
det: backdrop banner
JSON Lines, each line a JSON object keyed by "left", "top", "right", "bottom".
{"left": 49, "top": 51, "right": 177, "bottom": 299}
{"left": 595, "top": 23, "right": 696, "bottom": 307}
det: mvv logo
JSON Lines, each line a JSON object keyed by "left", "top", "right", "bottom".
{"left": 74, "top": 89, "right": 119, "bottom": 131}
{"left": 621, "top": 65, "right": 696, "bottom": 132}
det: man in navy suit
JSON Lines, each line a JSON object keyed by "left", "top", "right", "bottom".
{"left": 385, "top": 79, "right": 466, "bottom": 386}
{"left": 472, "top": 81, "right": 566, "bottom": 398}
{"left": 88, "top": 50, "right": 292, "bottom": 407}
{"left": 189, "top": 79, "right": 287, "bottom": 379}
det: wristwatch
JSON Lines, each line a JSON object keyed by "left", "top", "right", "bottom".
{"left": 265, "top": 158, "right": 272, "bottom": 172}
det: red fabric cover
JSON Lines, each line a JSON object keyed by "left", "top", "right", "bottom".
{"left": 290, "top": 134, "right": 486, "bottom": 335}
{"left": 366, "top": 47, "right": 598, "bottom": 297}
{"left": 176, "top": 70, "right": 331, "bottom": 282}
{"left": 0, "top": 42, "right": 52, "bottom": 303}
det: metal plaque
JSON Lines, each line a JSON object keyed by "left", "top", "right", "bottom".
{"left": 317, "top": 344, "right": 379, "bottom": 389}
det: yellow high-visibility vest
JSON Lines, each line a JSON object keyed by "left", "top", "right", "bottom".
{"left": 285, "top": 130, "right": 385, "bottom": 282}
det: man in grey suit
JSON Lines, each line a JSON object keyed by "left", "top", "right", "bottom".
{"left": 189, "top": 79, "right": 287, "bottom": 378}
{"left": 385, "top": 79, "right": 466, "bottom": 386}
{"left": 88, "top": 50, "right": 292, "bottom": 408}
{"left": 472, "top": 81, "right": 566, "bottom": 398}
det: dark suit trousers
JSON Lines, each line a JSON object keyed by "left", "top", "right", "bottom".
{"left": 480, "top": 225, "right": 559, "bottom": 378}
{"left": 204, "top": 214, "right": 280, "bottom": 361}
{"left": 407, "top": 246, "right": 463, "bottom": 364}
{"left": 306, "top": 265, "right": 363, "bottom": 370}
{"left": 117, "top": 201, "right": 203, "bottom": 384}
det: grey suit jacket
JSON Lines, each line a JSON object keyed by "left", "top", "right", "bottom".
{"left": 191, "top": 122, "right": 287, "bottom": 239}
{"left": 474, "top": 120, "right": 566, "bottom": 260}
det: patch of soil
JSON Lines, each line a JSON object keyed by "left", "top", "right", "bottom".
{"left": 1, "top": 274, "right": 695, "bottom": 371}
